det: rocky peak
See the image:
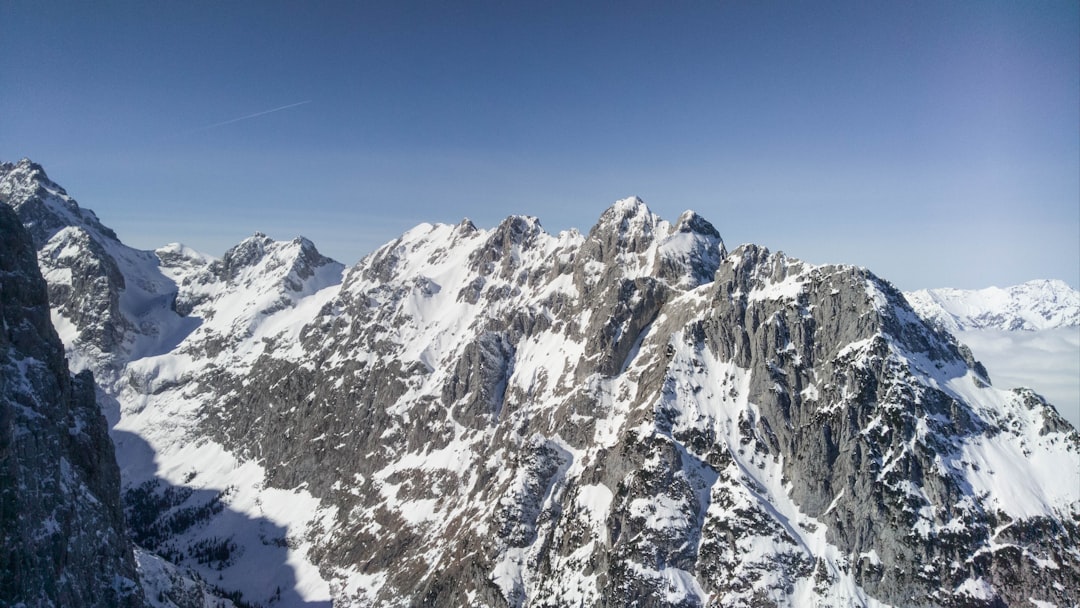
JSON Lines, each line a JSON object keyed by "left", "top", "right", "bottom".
{"left": 601, "top": 195, "right": 652, "bottom": 221}
{"left": 585, "top": 196, "right": 660, "bottom": 255}
{"left": 497, "top": 214, "right": 543, "bottom": 242}
{"left": 6, "top": 160, "right": 1077, "bottom": 607}
{"left": 154, "top": 242, "right": 215, "bottom": 271}
{"left": 0, "top": 192, "right": 135, "bottom": 377}
{"left": 288, "top": 236, "right": 337, "bottom": 278}
{"left": 0, "top": 158, "right": 119, "bottom": 248}
{"left": 218, "top": 201, "right": 1078, "bottom": 606}
{"left": 456, "top": 217, "right": 479, "bottom": 235}
{"left": 654, "top": 210, "right": 726, "bottom": 289}
{"left": 0, "top": 158, "right": 65, "bottom": 199}
{"left": 673, "top": 209, "right": 720, "bottom": 239}
{"left": 713, "top": 244, "right": 984, "bottom": 382}
{"left": 719, "top": 244, "right": 803, "bottom": 294}
{"left": 215, "top": 232, "right": 275, "bottom": 281}
{"left": 468, "top": 215, "right": 545, "bottom": 278}
{"left": 214, "top": 233, "right": 339, "bottom": 287}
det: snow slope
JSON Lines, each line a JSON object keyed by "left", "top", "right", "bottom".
{"left": 906, "top": 281, "right": 1080, "bottom": 428}
{"left": 1, "top": 160, "right": 342, "bottom": 607}
{"left": 113, "top": 233, "right": 344, "bottom": 607}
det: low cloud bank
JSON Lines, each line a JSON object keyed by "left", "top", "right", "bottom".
{"left": 960, "top": 327, "right": 1080, "bottom": 429}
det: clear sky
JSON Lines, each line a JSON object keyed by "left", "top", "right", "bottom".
{"left": 2, "top": 1, "right": 1077, "bottom": 291}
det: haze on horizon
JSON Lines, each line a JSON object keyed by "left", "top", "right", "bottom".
{"left": 1, "top": 1, "right": 1077, "bottom": 291}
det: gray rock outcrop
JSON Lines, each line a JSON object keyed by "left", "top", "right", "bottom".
{"left": 0, "top": 203, "right": 144, "bottom": 607}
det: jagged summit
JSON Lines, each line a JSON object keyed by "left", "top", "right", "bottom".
{"left": 0, "top": 158, "right": 118, "bottom": 248}
{"left": 2, "top": 161, "right": 1077, "bottom": 607}
{"left": 589, "top": 196, "right": 660, "bottom": 245}
{"left": 0, "top": 158, "right": 67, "bottom": 195}
{"left": 0, "top": 161, "right": 344, "bottom": 384}
{"left": 213, "top": 231, "right": 340, "bottom": 292}
{"left": 674, "top": 209, "right": 721, "bottom": 238}
{"left": 605, "top": 194, "right": 652, "bottom": 216}
{"left": 491, "top": 214, "right": 545, "bottom": 243}
{"left": 456, "top": 217, "right": 479, "bottom": 235}
{"left": 218, "top": 231, "right": 293, "bottom": 280}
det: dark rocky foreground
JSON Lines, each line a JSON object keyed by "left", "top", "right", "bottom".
{"left": 0, "top": 203, "right": 143, "bottom": 607}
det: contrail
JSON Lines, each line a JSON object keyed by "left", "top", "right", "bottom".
{"left": 193, "top": 100, "right": 312, "bottom": 131}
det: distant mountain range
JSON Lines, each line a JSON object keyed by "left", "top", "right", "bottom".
{"left": 905, "top": 281, "right": 1079, "bottom": 333}
{"left": 2, "top": 158, "right": 1077, "bottom": 608}
{"left": 905, "top": 282, "right": 1080, "bottom": 432}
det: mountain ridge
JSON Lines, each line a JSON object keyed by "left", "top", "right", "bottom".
{"left": 1, "top": 159, "right": 1077, "bottom": 607}
{"left": 905, "top": 280, "right": 1079, "bottom": 333}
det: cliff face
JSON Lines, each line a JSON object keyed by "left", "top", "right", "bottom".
{"left": 0, "top": 204, "right": 143, "bottom": 607}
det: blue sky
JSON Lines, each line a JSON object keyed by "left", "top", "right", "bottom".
{"left": 2, "top": 1, "right": 1077, "bottom": 290}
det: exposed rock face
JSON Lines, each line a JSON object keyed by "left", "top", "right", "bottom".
{"left": 0, "top": 204, "right": 143, "bottom": 607}
{"left": 0, "top": 159, "right": 212, "bottom": 387}
{"left": 0, "top": 160, "right": 128, "bottom": 374}
{"left": 687, "top": 248, "right": 1078, "bottom": 607}
{"left": 187, "top": 200, "right": 1077, "bottom": 606}
{"left": 3, "top": 159, "right": 1078, "bottom": 608}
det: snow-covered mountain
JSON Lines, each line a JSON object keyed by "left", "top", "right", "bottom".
{"left": 2, "top": 158, "right": 1078, "bottom": 607}
{"left": 1, "top": 159, "right": 336, "bottom": 607}
{"left": 905, "top": 281, "right": 1079, "bottom": 333}
{"left": 905, "top": 282, "right": 1080, "bottom": 430}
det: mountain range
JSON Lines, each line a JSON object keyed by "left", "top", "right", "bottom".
{"left": 1, "top": 158, "right": 1077, "bottom": 607}
{"left": 905, "top": 283, "right": 1080, "bottom": 430}
{"left": 905, "top": 282, "right": 1079, "bottom": 333}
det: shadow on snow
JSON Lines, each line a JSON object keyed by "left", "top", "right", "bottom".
{"left": 111, "top": 427, "right": 330, "bottom": 608}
